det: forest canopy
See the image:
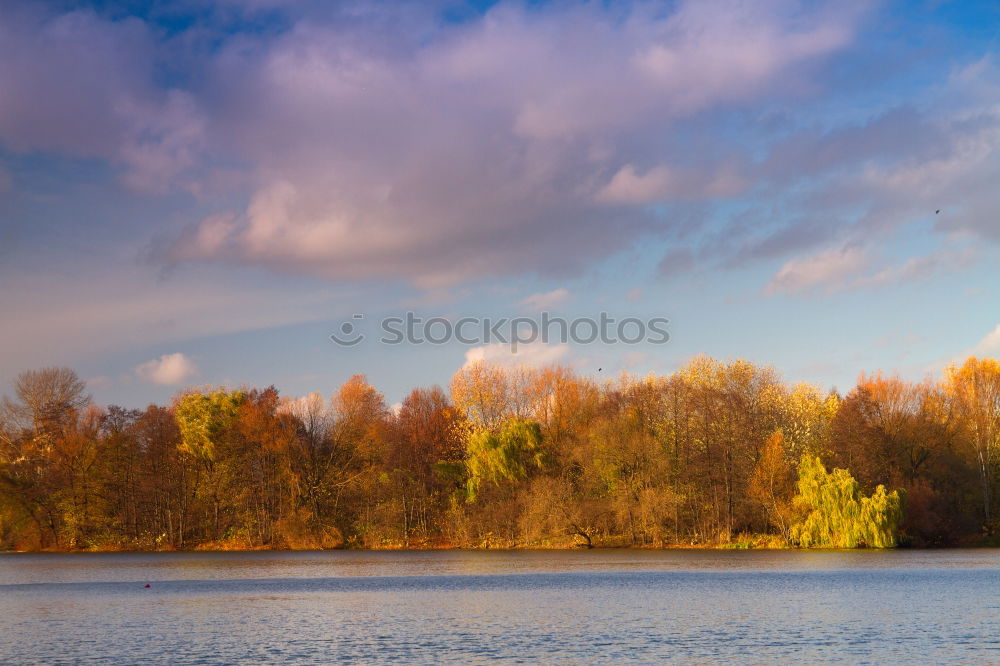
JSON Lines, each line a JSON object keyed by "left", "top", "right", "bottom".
{"left": 1, "top": 356, "right": 998, "bottom": 551}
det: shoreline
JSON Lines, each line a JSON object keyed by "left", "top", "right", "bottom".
{"left": 1, "top": 542, "right": 982, "bottom": 554}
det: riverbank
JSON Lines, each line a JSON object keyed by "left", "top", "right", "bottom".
{"left": 1, "top": 538, "right": 946, "bottom": 553}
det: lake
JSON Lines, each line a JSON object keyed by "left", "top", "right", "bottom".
{"left": 1, "top": 549, "right": 999, "bottom": 663}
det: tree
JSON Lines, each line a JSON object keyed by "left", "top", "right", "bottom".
{"left": 465, "top": 419, "right": 546, "bottom": 501}
{"left": 174, "top": 389, "right": 246, "bottom": 464}
{"left": 450, "top": 361, "right": 514, "bottom": 430}
{"left": 277, "top": 392, "right": 352, "bottom": 548}
{"left": 749, "top": 431, "right": 795, "bottom": 537}
{"left": 789, "top": 455, "right": 902, "bottom": 548}
{"left": 21, "top": 355, "right": 1000, "bottom": 551}
{"left": 945, "top": 357, "right": 1000, "bottom": 529}
{"left": 174, "top": 388, "right": 247, "bottom": 540}
{"left": 228, "top": 388, "right": 298, "bottom": 546}
{"left": 782, "top": 383, "right": 839, "bottom": 458}
{"left": 352, "top": 386, "right": 466, "bottom": 546}
{"left": 332, "top": 375, "right": 389, "bottom": 462}
{"left": 2, "top": 367, "right": 90, "bottom": 437}
{"left": 130, "top": 405, "right": 188, "bottom": 547}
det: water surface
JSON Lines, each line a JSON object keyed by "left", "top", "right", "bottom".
{"left": 2, "top": 549, "right": 998, "bottom": 663}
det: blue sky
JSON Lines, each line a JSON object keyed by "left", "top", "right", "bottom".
{"left": 1, "top": 0, "right": 999, "bottom": 408}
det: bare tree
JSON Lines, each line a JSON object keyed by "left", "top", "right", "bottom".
{"left": 3, "top": 367, "right": 91, "bottom": 434}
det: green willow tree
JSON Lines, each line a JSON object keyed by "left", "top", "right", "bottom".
{"left": 789, "top": 455, "right": 902, "bottom": 548}
{"left": 465, "top": 419, "right": 546, "bottom": 501}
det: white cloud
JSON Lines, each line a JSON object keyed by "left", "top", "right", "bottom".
{"left": 935, "top": 323, "right": 1000, "bottom": 373}
{"left": 766, "top": 245, "right": 980, "bottom": 296}
{"left": 972, "top": 324, "right": 1000, "bottom": 358}
{"left": 519, "top": 288, "right": 569, "bottom": 310}
{"left": 463, "top": 342, "right": 570, "bottom": 368}
{"left": 134, "top": 353, "right": 199, "bottom": 386}
{"left": 597, "top": 163, "right": 745, "bottom": 205}
{"left": 765, "top": 246, "right": 868, "bottom": 295}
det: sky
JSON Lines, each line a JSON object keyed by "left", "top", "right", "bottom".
{"left": 1, "top": 0, "right": 999, "bottom": 409}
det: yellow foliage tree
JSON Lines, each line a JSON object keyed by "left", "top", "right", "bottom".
{"left": 944, "top": 357, "right": 1000, "bottom": 528}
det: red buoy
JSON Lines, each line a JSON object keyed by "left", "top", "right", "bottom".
{"left": 144, "top": 584, "right": 151, "bottom": 588}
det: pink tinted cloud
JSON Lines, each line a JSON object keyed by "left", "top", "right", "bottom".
{"left": 159, "top": 0, "right": 862, "bottom": 286}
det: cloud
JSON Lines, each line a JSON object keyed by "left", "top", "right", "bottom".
{"left": 853, "top": 247, "right": 978, "bottom": 290}
{"left": 597, "top": 163, "right": 746, "bottom": 205}
{"left": 12, "top": 0, "right": 1000, "bottom": 298}
{"left": 149, "top": 0, "right": 861, "bottom": 286}
{"left": 518, "top": 288, "right": 569, "bottom": 311}
{"left": 85, "top": 375, "right": 113, "bottom": 390}
{"left": 658, "top": 248, "right": 696, "bottom": 278}
{"left": 134, "top": 353, "right": 199, "bottom": 386}
{"left": 854, "top": 105, "right": 1000, "bottom": 244}
{"left": 463, "top": 342, "right": 570, "bottom": 368}
{"left": 972, "top": 324, "right": 1000, "bottom": 358}
{"left": 685, "top": 62, "right": 1000, "bottom": 278}
{"left": 0, "top": 7, "right": 205, "bottom": 193}
{"left": 114, "top": 90, "right": 206, "bottom": 194}
{"left": 766, "top": 245, "right": 979, "bottom": 295}
{"left": 765, "top": 246, "right": 868, "bottom": 295}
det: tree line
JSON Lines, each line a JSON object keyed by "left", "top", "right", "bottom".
{"left": 1, "top": 355, "right": 998, "bottom": 551}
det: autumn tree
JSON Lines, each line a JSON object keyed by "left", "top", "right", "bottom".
{"left": 382, "top": 386, "right": 465, "bottom": 544}
{"left": 587, "top": 376, "right": 676, "bottom": 545}
{"left": 0, "top": 368, "right": 92, "bottom": 548}
{"left": 277, "top": 392, "right": 344, "bottom": 547}
{"left": 7, "top": 355, "right": 1000, "bottom": 551}
{"left": 174, "top": 388, "right": 246, "bottom": 541}
{"left": 227, "top": 388, "right": 298, "bottom": 546}
{"left": 2, "top": 367, "right": 90, "bottom": 436}
{"left": 782, "top": 383, "right": 839, "bottom": 458}
{"left": 330, "top": 375, "right": 392, "bottom": 545}
{"left": 750, "top": 431, "right": 795, "bottom": 537}
{"left": 450, "top": 361, "right": 514, "bottom": 430}
{"left": 131, "top": 405, "right": 189, "bottom": 547}
{"left": 945, "top": 357, "right": 1000, "bottom": 530}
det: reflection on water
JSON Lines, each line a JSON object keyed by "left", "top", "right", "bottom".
{"left": 1, "top": 550, "right": 999, "bottom": 663}
{"left": 6, "top": 548, "right": 1000, "bottom": 585}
